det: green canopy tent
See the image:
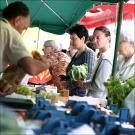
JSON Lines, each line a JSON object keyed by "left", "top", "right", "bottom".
{"left": 0, "top": 0, "right": 129, "bottom": 75}
{"left": 0, "top": 0, "right": 128, "bottom": 34}
{"left": 0, "top": 0, "right": 101, "bottom": 34}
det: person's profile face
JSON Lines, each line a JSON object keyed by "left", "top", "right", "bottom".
{"left": 42, "top": 46, "right": 54, "bottom": 57}
{"left": 119, "top": 42, "right": 130, "bottom": 56}
{"left": 14, "top": 16, "right": 30, "bottom": 34}
{"left": 70, "top": 33, "right": 84, "bottom": 49}
{"left": 93, "top": 30, "right": 109, "bottom": 50}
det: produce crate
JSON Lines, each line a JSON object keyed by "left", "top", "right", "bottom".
{"left": 0, "top": 96, "right": 33, "bottom": 111}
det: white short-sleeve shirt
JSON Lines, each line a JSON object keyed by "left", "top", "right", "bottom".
{"left": 0, "top": 18, "right": 32, "bottom": 72}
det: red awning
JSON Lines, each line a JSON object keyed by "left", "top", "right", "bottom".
{"left": 80, "top": 4, "right": 135, "bottom": 29}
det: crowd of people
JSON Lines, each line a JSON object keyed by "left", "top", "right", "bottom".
{"left": 0, "top": 1, "right": 135, "bottom": 99}
{"left": 0, "top": 1, "right": 135, "bottom": 134}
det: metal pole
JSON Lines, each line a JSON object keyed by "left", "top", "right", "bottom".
{"left": 112, "top": 0, "right": 124, "bottom": 76}
{"left": 41, "top": 0, "right": 69, "bottom": 27}
{"left": 5, "top": 0, "right": 8, "bottom": 6}
{"left": 37, "top": 26, "right": 40, "bottom": 50}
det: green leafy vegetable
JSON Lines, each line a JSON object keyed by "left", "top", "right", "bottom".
{"left": 68, "top": 63, "right": 88, "bottom": 81}
{"left": 104, "top": 76, "right": 135, "bottom": 108}
{"left": 16, "top": 85, "right": 36, "bottom": 97}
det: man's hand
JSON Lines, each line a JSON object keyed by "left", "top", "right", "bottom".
{"left": 31, "top": 50, "right": 42, "bottom": 61}
{"left": 0, "top": 79, "right": 16, "bottom": 96}
{"left": 42, "top": 55, "right": 58, "bottom": 66}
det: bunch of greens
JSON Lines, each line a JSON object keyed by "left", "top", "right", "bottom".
{"left": 16, "top": 85, "right": 36, "bottom": 97}
{"left": 68, "top": 63, "right": 88, "bottom": 81}
{"left": 16, "top": 85, "right": 53, "bottom": 99}
{"left": 104, "top": 75, "right": 135, "bottom": 108}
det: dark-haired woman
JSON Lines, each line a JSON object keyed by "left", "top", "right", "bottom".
{"left": 65, "top": 24, "right": 96, "bottom": 96}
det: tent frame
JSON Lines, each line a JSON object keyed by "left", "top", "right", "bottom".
{"left": 112, "top": 0, "right": 124, "bottom": 76}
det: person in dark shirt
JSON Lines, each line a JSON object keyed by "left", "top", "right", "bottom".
{"left": 65, "top": 24, "right": 96, "bottom": 96}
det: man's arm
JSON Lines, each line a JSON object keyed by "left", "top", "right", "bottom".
{"left": 18, "top": 56, "right": 50, "bottom": 75}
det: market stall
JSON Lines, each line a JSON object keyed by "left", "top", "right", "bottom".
{"left": 0, "top": 0, "right": 135, "bottom": 134}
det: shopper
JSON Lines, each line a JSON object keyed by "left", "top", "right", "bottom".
{"left": 116, "top": 34, "right": 135, "bottom": 81}
{"left": 78, "top": 26, "right": 114, "bottom": 98}
{"left": 66, "top": 24, "right": 96, "bottom": 96}
{"left": 42, "top": 40, "right": 71, "bottom": 90}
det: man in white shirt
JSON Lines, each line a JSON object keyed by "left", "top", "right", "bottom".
{"left": 0, "top": 2, "right": 52, "bottom": 95}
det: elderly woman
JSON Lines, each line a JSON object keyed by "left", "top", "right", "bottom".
{"left": 116, "top": 35, "right": 135, "bottom": 81}
{"left": 42, "top": 40, "right": 71, "bottom": 90}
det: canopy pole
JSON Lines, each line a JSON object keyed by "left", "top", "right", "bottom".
{"left": 5, "top": 0, "right": 8, "bottom": 6}
{"left": 37, "top": 27, "right": 40, "bottom": 50}
{"left": 112, "top": 0, "right": 124, "bottom": 76}
{"left": 41, "top": 0, "right": 69, "bottom": 27}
